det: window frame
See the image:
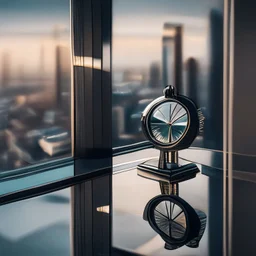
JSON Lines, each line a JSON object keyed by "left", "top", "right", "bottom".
{"left": 0, "top": 0, "right": 112, "bottom": 198}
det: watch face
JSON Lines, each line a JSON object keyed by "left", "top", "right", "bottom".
{"left": 153, "top": 198, "right": 187, "bottom": 240}
{"left": 149, "top": 101, "right": 188, "bottom": 144}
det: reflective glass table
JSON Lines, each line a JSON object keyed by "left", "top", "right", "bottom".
{"left": 113, "top": 149, "right": 223, "bottom": 256}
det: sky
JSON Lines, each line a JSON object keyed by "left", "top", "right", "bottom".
{"left": 0, "top": 0, "right": 70, "bottom": 80}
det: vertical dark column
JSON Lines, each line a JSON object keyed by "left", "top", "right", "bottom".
{"left": 92, "top": 174, "right": 111, "bottom": 256}
{"left": 101, "top": 0, "right": 112, "bottom": 151}
{"left": 71, "top": 181, "right": 93, "bottom": 256}
{"left": 232, "top": 0, "right": 256, "bottom": 255}
{"left": 71, "top": 0, "right": 112, "bottom": 255}
{"left": 233, "top": 0, "right": 256, "bottom": 155}
{"left": 71, "top": 173, "right": 111, "bottom": 256}
{"left": 205, "top": 9, "right": 223, "bottom": 149}
{"left": 72, "top": 0, "right": 93, "bottom": 157}
{"left": 72, "top": 0, "right": 112, "bottom": 160}
{"left": 208, "top": 171, "right": 223, "bottom": 256}
{"left": 92, "top": 0, "right": 103, "bottom": 149}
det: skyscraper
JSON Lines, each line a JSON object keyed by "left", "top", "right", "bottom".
{"left": 162, "top": 23, "right": 183, "bottom": 92}
{"left": 1, "top": 52, "right": 11, "bottom": 88}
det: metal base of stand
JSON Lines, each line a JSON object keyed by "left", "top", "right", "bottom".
{"left": 137, "top": 160, "right": 200, "bottom": 185}
{"left": 137, "top": 150, "right": 200, "bottom": 196}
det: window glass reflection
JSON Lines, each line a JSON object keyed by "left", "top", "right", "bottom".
{"left": 0, "top": 0, "right": 71, "bottom": 171}
{"left": 0, "top": 188, "right": 71, "bottom": 256}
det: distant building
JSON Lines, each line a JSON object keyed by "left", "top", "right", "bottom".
{"left": 1, "top": 52, "right": 11, "bottom": 88}
{"left": 149, "top": 62, "right": 161, "bottom": 88}
{"left": 55, "top": 45, "right": 71, "bottom": 113}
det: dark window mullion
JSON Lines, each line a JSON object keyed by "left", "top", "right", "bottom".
{"left": 92, "top": 0, "right": 103, "bottom": 149}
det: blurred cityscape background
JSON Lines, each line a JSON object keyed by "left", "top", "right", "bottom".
{"left": 0, "top": 0, "right": 71, "bottom": 171}
{"left": 112, "top": 0, "right": 223, "bottom": 149}
{"left": 0, "top": 0, "right": 223, "bottom": 171}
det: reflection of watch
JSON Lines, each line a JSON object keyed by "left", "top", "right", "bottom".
{"left": 143, "top": 195, "right": 207, "bottom": 250}
{"left": 141, "top": 85, "right": 200, "bottom": 151}
{"left": 143, "top": 195, "right": 201, "bottom": 250}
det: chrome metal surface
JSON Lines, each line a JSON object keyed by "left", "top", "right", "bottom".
{"left": 168, "top": 151, "right": 179, "bottom": 164}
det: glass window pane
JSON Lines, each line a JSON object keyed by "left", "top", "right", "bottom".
{"left": 112, "top": 0, "right": 223, "bottom": 151}
{"left": 0, "top": 0, "right": 72, "bottom": 172}
{"left": 0, "top": 188, "right": 71, "bottom": 256}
